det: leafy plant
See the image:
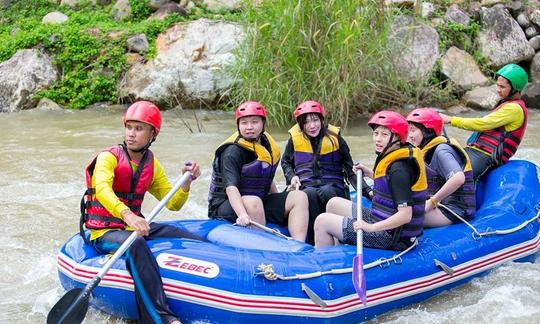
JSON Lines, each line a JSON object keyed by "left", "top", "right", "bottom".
{"left": 0, "top": 0, "right": 233, "bottom": 109}
{"left": 231, "top": 0, "right": 401, "bottom": 127}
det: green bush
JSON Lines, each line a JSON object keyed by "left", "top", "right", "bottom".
{"left": 0, "top": 0, "right": 221, "bottom": 109}
{"left": 231, "top": 0, "right": 405, "bottom": 126}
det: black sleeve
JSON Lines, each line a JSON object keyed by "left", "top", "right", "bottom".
{"left": 387, "top": 160, "right": 419, "bottom": 206}
{"left": 281, "top": 139, "right": 296, "bottom": 184}
{"left": 339, "top": 135, "right": 371, "bottom": 196}
{"left": 221, "top": 145, "right": 249, "bottom": 188}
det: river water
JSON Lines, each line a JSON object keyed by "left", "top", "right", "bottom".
{"left": 0, "top": 107, "right": 539, "bottom": 323}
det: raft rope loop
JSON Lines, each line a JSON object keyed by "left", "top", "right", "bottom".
{"left": 438, "top": 202, "right": 540, "bottom": 240}
{"left": 255, "top": 240, "right": 418, "bottom": 281}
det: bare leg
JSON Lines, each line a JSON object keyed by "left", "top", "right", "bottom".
{"left": 326, "top": 197, "right": 353, "bottom": 217}
{"left": 284, "top": 190, "right": 309, "bottom": 242}
{"left": 314, "top": 213, "right": 346, "bottom": 248}
{"left": 423, "top": 208, "right": 452, "bottom": 227}
{"left": 242, "top": 195, "right": 266, "bottom": 225}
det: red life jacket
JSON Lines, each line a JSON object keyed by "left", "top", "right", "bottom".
{"left": 80, "top": 145, "right": 154, "bottom": 232}
{"left": 469, "top": 99, "right": 528, "bottom": 165}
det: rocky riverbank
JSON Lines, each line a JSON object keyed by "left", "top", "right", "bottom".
{"left": 1, "top": 0, "right": 540, "bottom": 119}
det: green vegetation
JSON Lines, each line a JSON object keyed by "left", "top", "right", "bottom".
{"left": 232, "top": 0, "right": 398, "bottom": 126}
{"left": 231, "top": 0, "right": 465, "bottom": 126}
{"left": 0, "top": 0, "right": 239, "bottom": 109}
{"left": 0, "top": 0, "right": 500, "bottom": 122}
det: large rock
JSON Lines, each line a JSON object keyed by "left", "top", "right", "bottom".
{"left": 42, "top": 11, "right": 69, "bottom": 24}
{"left": 445, "top": 4, "right": 470, "bottom": 26}
{"left": 522, "top": 82, "right": 540, "bottom": 109}
{"left": 117, "top": 19, "right": 245, "bottom": 108}
{"left": 126, "top": 34, "right": 149, "bottom": 53}
{"left": 529, "top": 35, "right": 540, "bottom": 51}
{"left": 0, "top": 0, "right": 13, "bottom": 8}
{"left": 477, "top": 5, "right": 535, "bottom": 68}
{"left": 421, "top": 2, "right": 436, "bottom": 19}
{"left": 529, "top": 51, "right": 540, "bottom": 83}
{"left": 202, "top": 0, "right": 242, "bottom": 11}
{"left": 441, "top": 46, "right": 490, "bottom": 90}
{"left": 481, "top": 0, "right": 505, "bottom": 6}
{"left": 462, "top": 85, "right": 499, "bottom": 110}
{"left": 529, "top": 9, "right": 540, "bottom": 27}
{"left": 388, "top": 15, "right": 439, "bottom": 81}
{"left": 149, "top": 0, "right": 170, "bottom": 10}
{"left": 517, "top": 12, "right": 531, "bottom": 28}
{"left": 111, "top": 0, "right": 132, "bottom": 21}
{"left": 150, "top": 2, "right": 187, "bottom": 20}
{"left": 0, "top": 49, "right": 58, "bottom": 112}
{"left": 384, "top": 0, "right": 416, "bottom": 8}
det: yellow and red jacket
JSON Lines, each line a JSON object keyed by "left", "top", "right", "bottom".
{"left": 80, "top": 145, "right": 154, "bottom": 233}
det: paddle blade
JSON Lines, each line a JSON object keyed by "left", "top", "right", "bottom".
{"left": 47, "top": 288, "right": 89, "bottom": 324}
{"left": 352, "top": 255, "right": 367, "bottom": 305}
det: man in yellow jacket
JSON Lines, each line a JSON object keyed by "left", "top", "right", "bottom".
{"left": 81, "top": 101, "right": 202, "bottom": 324}
{"left": 440, "top": 64, "right": 529, "bottom": 179}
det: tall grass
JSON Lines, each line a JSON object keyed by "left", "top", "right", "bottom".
{"left": 231, "top": 0, "right": 400, "bottom": 127}
{"left": 231, "top": 0, "right": 461, "bottom": 127}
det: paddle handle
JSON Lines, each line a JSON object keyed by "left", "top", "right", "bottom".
{"left": 94, "top": 172, "right": 192, "bottom": 279}
{"left": 356, "top": 169, "right": 363, "bottom": 255}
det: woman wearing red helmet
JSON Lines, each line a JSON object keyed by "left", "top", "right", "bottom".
{"left": 208, "top": 101, "right": 309, "bottom": 242}
{"left": 407, "top": 108, "right": 476, "bottom": 227}
{"left": 281, "top": 100, "right": 369, "bottom": 244}
{"left": 315, "top": 111, "right": 427, "bottom": 251}
{"left": 80, "top": 101, "right": 203, "bottom": 324}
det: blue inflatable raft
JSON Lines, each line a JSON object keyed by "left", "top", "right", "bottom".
{"left": 56, "top": 160, "right": 540, "bottom": 323}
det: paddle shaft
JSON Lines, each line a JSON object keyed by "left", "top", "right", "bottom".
{"left": 356, "top": 169, "right": 363, "bottom": 253}
{"left": 249, "top": 220, "right": 292, "bottom": 240}
{"left": 53, "top": 172, "right": 191, "bottom": 324}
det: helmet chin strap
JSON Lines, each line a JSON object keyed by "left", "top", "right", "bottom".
{"left": 376, "top": 134, "right": 400, "bottom": 158}
{"left": 420, "top": 129, "right": 436, "bottom": 148}
{"left": 500, "top": 89, "right": 518, "bottom": 105}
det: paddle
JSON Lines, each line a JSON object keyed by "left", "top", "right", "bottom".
{"left": 352, "top": 168, "right": 367, "bottom": 304}
{"left": 47, "top": 171, "right": 192, "bottom": 324}
{"left": 249, "top": 220, "right": 292, "bottom": 240}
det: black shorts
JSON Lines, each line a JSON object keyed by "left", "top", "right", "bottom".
{"left": 342, "top": 203, "right": 412, "bottom": 251}
{"left": 212, "top": 191, "right": 290, "bottom": 226}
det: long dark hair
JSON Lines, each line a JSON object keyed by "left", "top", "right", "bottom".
{"left": 297, "top": 112, "right": 339, "bottom": 148}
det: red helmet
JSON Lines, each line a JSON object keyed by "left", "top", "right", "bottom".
{"left": 368, "top": 110, "right": 408, "bottom": 144}
{"left": 123, "top": 101, "right": 162, "bottom": 136}
{"left": 406, "top": 108, "right": 443, "bottom": 136}
{"left": 235, "top": 101, "right": 267, "bottom": 121}
{"left": 294, "top": 100, "right": 326, "bottom": 119}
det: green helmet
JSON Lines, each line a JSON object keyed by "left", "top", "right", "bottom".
{"left": 496, "top": 64, "right": 528, "bottom": 92}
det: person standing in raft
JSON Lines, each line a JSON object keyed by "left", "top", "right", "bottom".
{"left": 406, "top": 108, "right": 476, "bottom": 227}
{"left": 80, "top": 101, "right": 203, "bottom": 324}
{"left": 281, "top": 100, "right": 369, "bottom": 244}
{"left": 439, "top": 63, "right": 529, "bottom": 180}
{"left": 314, "top": 111, "right": 427, "bottom": 250}
{"left": 207, "top": 101, "right": 309, "bottom": 242}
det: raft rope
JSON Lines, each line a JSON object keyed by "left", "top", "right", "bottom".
{"left": 255, "top": 239, "right": 418, "bottom": 281}
{"left": 438, "top": 202, "right": 540, "bottom": 240}
{"left": 255, "top": 203, "right": 540, "bottom": 281}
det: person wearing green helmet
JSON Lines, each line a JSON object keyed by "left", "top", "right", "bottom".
{"left": 440, "top": 63, "right": 529, "bottom": 180}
